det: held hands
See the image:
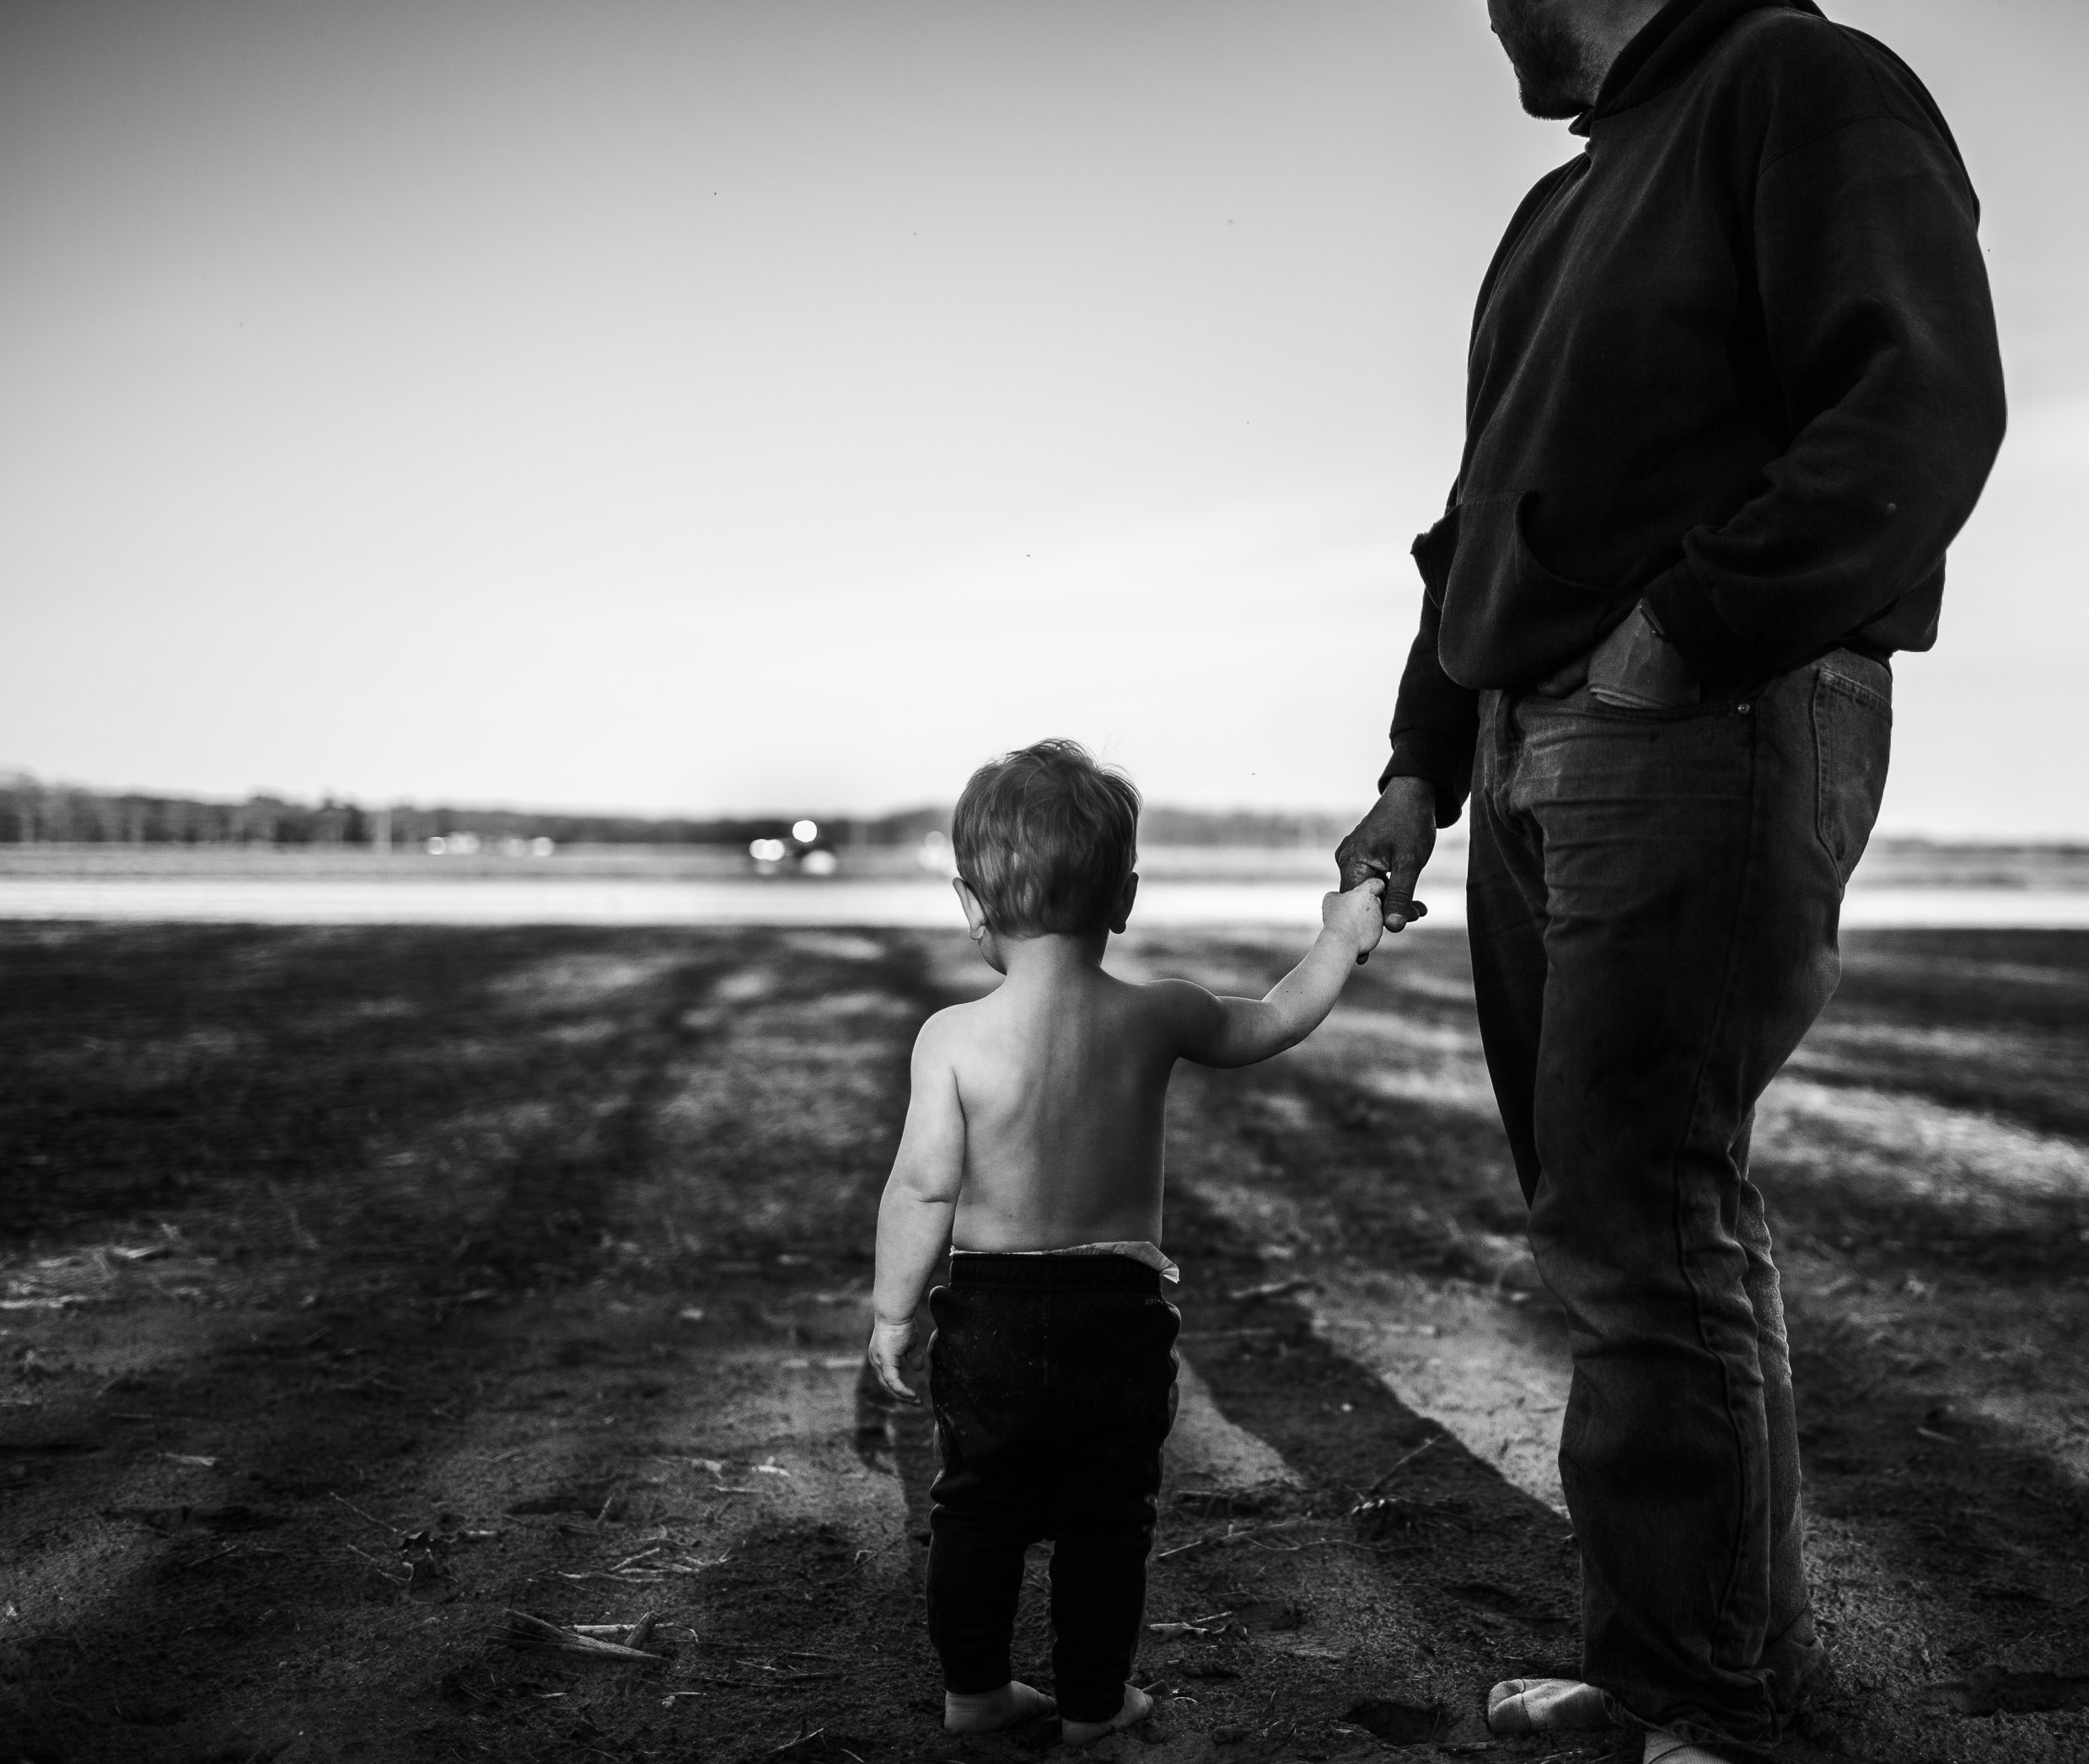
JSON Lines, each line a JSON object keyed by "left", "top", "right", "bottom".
{"left": 867, "top": 1313, "right": 921, "bottom": 1405}
{"left": 1323, "top": 876, "right": 1388, "bottom": 963}
{"left": 1335, "top": 776, "right": 1436, "bottom": 952}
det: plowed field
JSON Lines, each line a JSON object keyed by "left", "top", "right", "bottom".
{"left": 3, "top": 923, "right": 2085, "bottom": 1763}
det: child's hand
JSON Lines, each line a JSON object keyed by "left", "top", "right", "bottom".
{"left": 1324, "top": 877, "right": 1387, "bottom": 962}
{"left": 867, "top": 1314, "right": 921, "bottom": 1405}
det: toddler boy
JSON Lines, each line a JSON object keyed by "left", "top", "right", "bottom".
{"left": 867, "top": 738, "right": 1397, "bottom": 1745}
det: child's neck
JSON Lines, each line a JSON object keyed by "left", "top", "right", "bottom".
{"left": 995, "top": 930, "right": 1109, "bottom": 984}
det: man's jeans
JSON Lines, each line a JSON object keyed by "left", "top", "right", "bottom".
{"left": 926, "top": 1253, "right": 1180, "bottom": 1724}
{"left": 1466, "top": 650, "right": 1890, "bottom": 1751}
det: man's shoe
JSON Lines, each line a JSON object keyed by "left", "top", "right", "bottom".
{"left": 1644, "top": 1731, "right": 1727, "bottom": 1762}
{"left": 1486, "top": 1678, "right": 1611, "bottom": 1734}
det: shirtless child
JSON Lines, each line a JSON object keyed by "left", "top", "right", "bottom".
{"left": 867, "top": 738, "right": 1398, "bottom": 1745}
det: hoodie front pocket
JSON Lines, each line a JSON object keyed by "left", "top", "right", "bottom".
{"left": 1436, "top": 491, "right": 1620, "bottom": 691}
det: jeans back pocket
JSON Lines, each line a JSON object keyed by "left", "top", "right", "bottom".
{"left": 1812, "top": 657, "right": 1893, "bottom": 887}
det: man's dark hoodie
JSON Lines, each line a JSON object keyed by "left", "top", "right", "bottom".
{"left": 1384, "top": 0, "right": 2006, "bottom": 823}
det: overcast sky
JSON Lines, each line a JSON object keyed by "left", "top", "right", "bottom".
{"left": 3, "top": 0, "right": 2083, "bottom": 835}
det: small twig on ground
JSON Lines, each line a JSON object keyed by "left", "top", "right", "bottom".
{"left": 1240, "top": 1535, "right": 1406, "bottom": 1556}
{"left": 501, "top": 1609, "right": 665, "bottom": 1662}
{"left": 267, "top": 1182, "right": 323, "bottom": 1253}
{"left": 690, "top": 1642, "right": 841, "bottom": 1660}
{"left": 329, "top": 1491, "right": 402, "bottom": 1534}
{"left": 1155, "top": 1517, "right": 1311, "bottom": 1562}
{"left": 345, "top": 1542, "right": 407, "bottom": 1584}
{"left": 569, "top": 1613, "right": 662, "bottom": 1650}
{"left": 1224, "top": 1276, "right": 1315, "bottom": 1304}
{"left": 1360, "top": 1434, "right": 1442, "bottom": 1499}
{"left": 764, "top": 1725, "right": 825, "bottom": 1756}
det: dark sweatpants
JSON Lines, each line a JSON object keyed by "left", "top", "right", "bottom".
{"left": 926, "top": 1252, "right": 1180, "bottom": 1724}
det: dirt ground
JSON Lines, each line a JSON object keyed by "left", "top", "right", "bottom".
{"left": 3, "top": 920, "right": 2086, "bottom": 1764}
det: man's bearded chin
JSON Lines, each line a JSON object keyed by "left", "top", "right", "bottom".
{"left": 1493, "top": 1, "right": 1603, "bottom": 119}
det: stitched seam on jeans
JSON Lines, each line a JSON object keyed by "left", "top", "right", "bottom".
{"left": 1468, "top": 784, "right": 1546, "bottom": 938}
{"left": 1812, "top": 673, "right": 1890, "bottom": 887}
{"left": 1813, "top": 675, "right": 1838, "bottom": 879}
{"left": 1468, "top": 707, "right": 1547, "bottom": 938}
{"left": 1665, "top": 708, "right": 1764, "bottom": 1680}
{"left": 1816, "top": 669, "right": 1891, "bottom": 720}
{"left": 1555, "top": 699, "right": 1725, "bottom": 725}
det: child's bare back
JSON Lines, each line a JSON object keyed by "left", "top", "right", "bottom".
{"left": 926, "top": 958, "right": 1175, "bottom": 1253}
{"left": 919, "top": 920, "right": 1387, "bottom": 1254}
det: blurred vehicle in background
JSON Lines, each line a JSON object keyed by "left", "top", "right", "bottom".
{"left": 749, "top": 819, "right": 838, "bottom": 877}
{"left": 917, "top": 829, "right": 959, "bottom": 878}
{"left": 427, "top": 833, "right": 556, "bottom": 856}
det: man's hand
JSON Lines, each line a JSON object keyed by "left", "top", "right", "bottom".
{"left": 1335, "top": 777, "right": 1437, "bottom": 936}
{"left": 1586, "top": 603, "right": 1699, "bottom": 710}
{"left": 1323, "top": 876, "right": 1387, "bottom": 962}
{"left": 867, "top": 1314, "right": 921, "bottom": 1405}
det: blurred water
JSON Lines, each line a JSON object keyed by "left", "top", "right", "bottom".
{"left": 0, "top": 875, "right": 2084, "bottom": 928}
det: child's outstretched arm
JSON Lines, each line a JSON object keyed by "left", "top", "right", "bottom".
{"left": 1166, "top": 879, "right": 1386, "bottom": 1070}
{"left": 867, "top": 1015, "right": 965, "bottom": 1404}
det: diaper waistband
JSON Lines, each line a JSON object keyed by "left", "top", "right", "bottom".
{"left": 946, "top": 1252, "right": 1163, "bottom": 1295}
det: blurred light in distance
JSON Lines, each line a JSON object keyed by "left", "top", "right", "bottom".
{"left": 792, "top": 819, "right": 819, "bottom": 843}
{"left": 749, "top": 838, "right": 789, "bottom": 862}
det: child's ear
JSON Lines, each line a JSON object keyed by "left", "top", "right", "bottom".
{"left": 1109, "top": 871, "right": 1139, "bottom": 936}
{"left": 952, "top": 876, "right": 989, "bottom": 940}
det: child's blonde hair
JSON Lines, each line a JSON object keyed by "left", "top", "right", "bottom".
{"left": 953, "top": 739, "right": 1140, "bottom": 936}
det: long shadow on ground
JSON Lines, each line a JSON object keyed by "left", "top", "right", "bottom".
{"left": 0, "top": 925, "right": 937, "bottom": 1763}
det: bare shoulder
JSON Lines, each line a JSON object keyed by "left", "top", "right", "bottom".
{"left": 910, "top": 1000, "right": 980, "bottom": 1072}
{"left": 1130, "top": 976, "right": 1222, "bottom": 1054}
{"left": 1135, "top": 975, "right": 1217, "bottom": 1015}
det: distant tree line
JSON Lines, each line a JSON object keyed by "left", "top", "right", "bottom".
{"left": 1, "top": 777, "right": 367, "bottom": 846}
{"left": 0, "top": 773, "right": 1354, "bottom": 850}
{"left": 0, "top": 774, "right": 932, "bottom": 848}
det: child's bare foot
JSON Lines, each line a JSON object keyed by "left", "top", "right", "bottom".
{"left": 943, "top": 1681, "right": 1056, "bottom": 1733}
{"left": 1061, "top": 1682, "right": 1154, "bottom": 1746}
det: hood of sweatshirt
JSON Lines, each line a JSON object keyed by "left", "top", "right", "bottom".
{"left": 1571, "top": 0, "right": 1823, "bottom": 132}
